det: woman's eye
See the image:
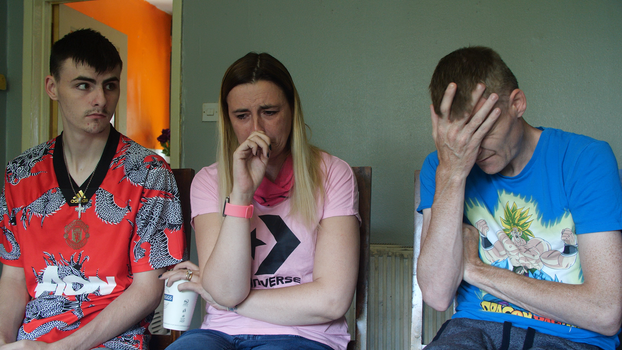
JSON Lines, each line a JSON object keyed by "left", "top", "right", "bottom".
{"left": 264, "top": 110, "right": 277, "bottom": 116}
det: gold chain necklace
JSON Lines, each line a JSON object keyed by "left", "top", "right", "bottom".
{"left": 64, "top": 160, "right": 96, "bottom": 250}
{"left": 66, "top": 168, "right": 95, "bottom": 219}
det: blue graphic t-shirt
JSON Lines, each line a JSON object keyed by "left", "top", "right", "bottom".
{"left": 419, "top": 127, "right": 622, "bottom": 349}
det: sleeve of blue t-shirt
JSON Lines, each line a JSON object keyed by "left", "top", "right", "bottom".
{"left": 562, "top": 139, "right": 622, "bottom": 234}
{"left": 417, "top": 151, "right": 439, "bottom": 214}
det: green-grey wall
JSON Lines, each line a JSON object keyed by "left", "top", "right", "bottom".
{"left": 0, "top": 0, "right": 23, "bottom": 166}
{"left": 180, "top": 0, "right": 622, "bottom": 246}
{"left": 0, "top": 0, "right": 7, "bottom": 169}
{"left": 0, "top": 0, "right": 23, "bottom": 278}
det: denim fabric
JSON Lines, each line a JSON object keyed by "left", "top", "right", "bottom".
{"left": 426, "top": 318, "right": 603, "bottom": 350}
{"left": 165, "top": 329, "right": 334, "bottom": 350}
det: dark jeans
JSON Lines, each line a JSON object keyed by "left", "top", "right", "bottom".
{"left": 425, "top": 318, "right": 603, "bottom": 350}
{"left": 164, "top": 328, "right": 334, "bottom": 350}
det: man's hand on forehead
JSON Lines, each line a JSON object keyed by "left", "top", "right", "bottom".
{"left": 430, "top": 83, "right": 501, "bottom": 178}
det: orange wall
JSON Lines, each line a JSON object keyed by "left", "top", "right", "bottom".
{"left": 67, "top": 0, "right": 171, "bottom": 150}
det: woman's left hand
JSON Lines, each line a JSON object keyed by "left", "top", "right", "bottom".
{"left": 159, "top": 261, "right": 228, "bottom": 310}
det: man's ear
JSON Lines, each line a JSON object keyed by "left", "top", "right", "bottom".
{"left": 45, "top": 75, "right": 59, "bottom": 101}
{"left": 509, "top": 88, "right": 527, "bottom": 119}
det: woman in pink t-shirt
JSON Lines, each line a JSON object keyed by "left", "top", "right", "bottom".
{"left": 162, "top": 53, "right": 360, "bottom": 350}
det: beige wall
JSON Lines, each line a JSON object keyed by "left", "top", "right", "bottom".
{"left": 179, "top": 1, "right": 622, "bottom": 245}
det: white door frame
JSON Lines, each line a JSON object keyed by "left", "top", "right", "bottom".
{"left": 21, "top": 0, "right": 183, "bottom": 168}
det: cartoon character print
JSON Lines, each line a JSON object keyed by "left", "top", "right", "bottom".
{"left": 466, "top": 193, "right": 581, "bottom": 285}
{"left": 476, "top": 203, "right": 578, "bottom": 277}
{"left": 463, "top": 193, "right": 582, "bottom": 324}
{"left": 111, "top": 138, "right": 183, "bottom": 269}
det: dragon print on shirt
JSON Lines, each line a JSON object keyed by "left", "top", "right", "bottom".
{"left": 112, "top": 138, "right": 183, "bottom": 269}
{"left": 0, "top": 226, "right": 19, "bottom": 260}
{"left": 1, "top": 131, "right": 184, "bottom": 349}
{"left": 94, "top": 188, "right": 131, "bottom": 225}
{"left": 21, "top": 252, "right": 94, "bottom": 340}
{"left": 5, "top": 141, "right": 53, "bottom": 186}
{"left": 20, "top": 188, "right": 66, "bottom": 230}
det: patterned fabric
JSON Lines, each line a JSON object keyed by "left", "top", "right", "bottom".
{"left": 0, "top": 128, "right": 185, "bottom": 349}
{"left": 418, "top": 127, "right": 622, "bottom": 350}
{"left": 190, "top": 153, "right": 360, "bottom": 350}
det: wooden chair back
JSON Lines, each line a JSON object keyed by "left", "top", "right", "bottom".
{"left": 149, "top": 168, "right": 195, "bottom": 350}
{"left": 348, "top": 166, "right": 372, "bottom": 350}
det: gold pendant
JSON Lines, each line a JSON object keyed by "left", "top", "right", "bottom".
{"left": 71, "top": 190, "right": 86, "bottom": 204}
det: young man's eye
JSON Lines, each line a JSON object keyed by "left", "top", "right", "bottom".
{"left": 105, "top": 83, "right": 118, "bottom": 91}
{"left": 77, "top": 83, "right": 88, "bottom": 90}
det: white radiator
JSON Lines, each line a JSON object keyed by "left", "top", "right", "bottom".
{"left": 366, "top": 244, "right": 453, "bottom": 349}
{"left": 368, "top": 244, "right": 413, "bottom": 350}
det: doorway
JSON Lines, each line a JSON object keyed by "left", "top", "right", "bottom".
{"left": 21, "top": 0, "right": 183, "bottom": 167}
{"left": 53, "top": 4, "right": 129, "bottom": 138}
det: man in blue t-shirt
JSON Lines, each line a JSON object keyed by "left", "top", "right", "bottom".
{"left": 417, "top": 46, "right": 622, "bottom": 350}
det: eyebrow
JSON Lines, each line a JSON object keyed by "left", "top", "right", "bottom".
{"left": 231, "top": 105, "right": 279, "bottom": 114}
{"left": 71, "top": 76, "right": 120, "bottom": 84}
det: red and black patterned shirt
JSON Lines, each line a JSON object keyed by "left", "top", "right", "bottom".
{"left": 0, "top": 128, "right": 185, "bottom": 349}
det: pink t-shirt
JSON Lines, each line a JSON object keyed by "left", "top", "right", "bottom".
{"left": 190, "top": 153, "right": 359, "bottom": 350}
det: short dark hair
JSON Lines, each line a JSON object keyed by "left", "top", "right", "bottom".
{"left": 50, "top": 28, "right": 122, "bottom": 80}
{"left": 429, "top": 46, "right": 518, "bottom": 120}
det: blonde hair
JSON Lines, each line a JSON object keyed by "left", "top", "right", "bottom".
{"left": 217, "top": 52, "right": 324, "bottom": 227}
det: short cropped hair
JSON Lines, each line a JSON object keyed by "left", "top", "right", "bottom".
{"left": 50, "top": 29, "right": 122, "bottom": 80}
{"left": 429, "top": 46, "right": 518, "bottom": 120}
{"left": 217, "top": 52, "right": 324, "bottom": 227}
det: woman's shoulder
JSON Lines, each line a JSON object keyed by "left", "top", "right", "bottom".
{"left": 192, "top": 162, "right": 219, "bottom": 188}
{"left": 319, "top": 151, "right": 352, "bottom": 173}
{"left": 318, "top": 152, "right": 356, "bottom": 186}
{"left": 196, "top": 162, "right": 219, "bottom": 177}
